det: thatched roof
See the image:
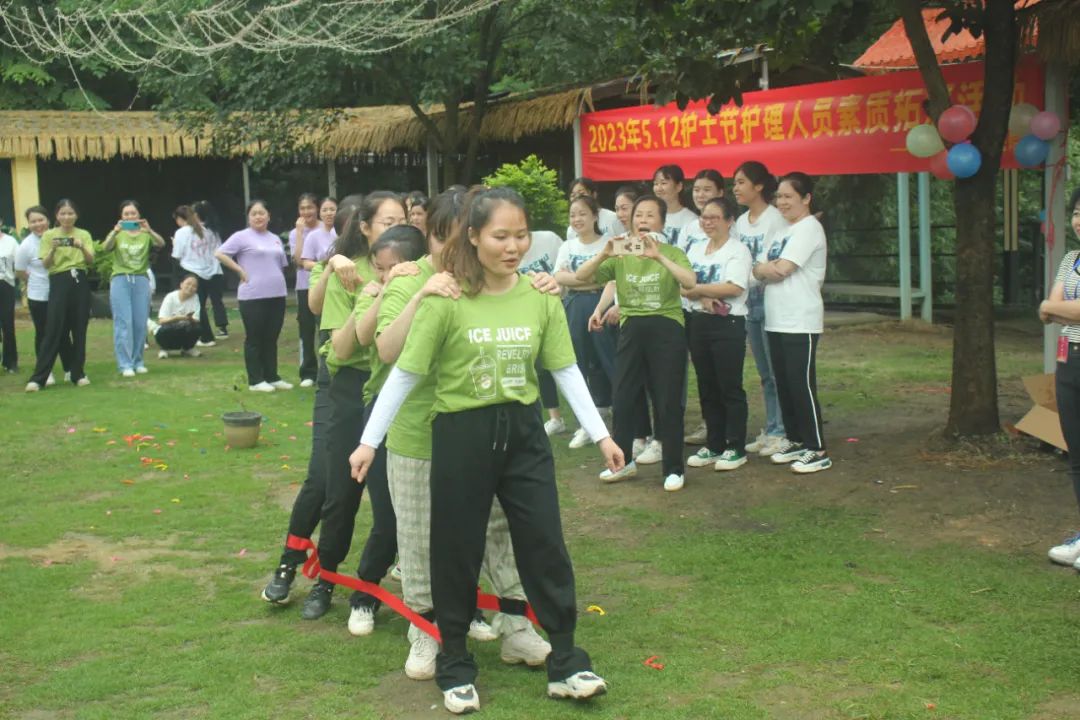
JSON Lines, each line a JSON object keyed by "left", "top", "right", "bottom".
{"left": 0, "top": 87, "right": 593, "bottom": 162}
{"left": 1031, "top": 0, "right": 1080, "bottom": 63}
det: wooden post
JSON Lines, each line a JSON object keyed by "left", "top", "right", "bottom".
{"left": 898, "top": 173, "right": 912, "bottom": 320}
{"left": 242, "top": 160, "right": 251, "bottom": 208}
{"left": 327, "top": 160, "right": 337, "bottom": 198}
{"left": 11, "top": 156, "right": 40, "bottom": 225}
{"left": 1044, "top": 62, "right": 1069, "bottom": 372}
{"left": 572, "top": 117, "right": 583, "bottom": 179}
{"left": 918, "top": 171, "right": 933, "bottom": 323}
{"left": 426, "top": 138, "right": 439, "bottom": 197}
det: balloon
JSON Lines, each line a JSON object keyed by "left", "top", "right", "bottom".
{"left": 1039, "top": 209, "right": 1047, "bottom": 222}
{"left": 906, "top": 124, "right": 945, "bottom": 158}
{"left": 1008, "top": 103, "right": 1038, "bottom": 136}
{"left": 1030, "top": 111, "right": 1061, "bottom": 141}
{"left": 929, "top": 151, "right": 954, "bottom": 181}
{"left": 1015, "top": 134, "right": 1050, "bottom": 167}
{"left": 938, "top": 105, "right": 977, "bottom": 143}
{"left": 946, "top": 143, "right": 982, "bottom": 179}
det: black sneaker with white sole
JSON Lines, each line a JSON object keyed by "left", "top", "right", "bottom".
{"left": 300, "top": 580, "right": 334, "bottom": 620}
{"left": 769, "top": 440, "right": 806, "bottom": 464}
{"left": 791, "top": 450, "right": 832, "bottom": 474}
{"left": 261, "top": 562, "right": 297, "bottom": 604}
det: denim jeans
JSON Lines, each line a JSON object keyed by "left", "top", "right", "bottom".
{"left": 110, "top": 274, "right": 151, "bottom": 371}
{"left": 746, "top": 300, "right": 784, "bottom": 437}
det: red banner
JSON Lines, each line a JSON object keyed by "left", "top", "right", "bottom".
{"left": 580, "top": 60, "right": 1044, "bottom": 179}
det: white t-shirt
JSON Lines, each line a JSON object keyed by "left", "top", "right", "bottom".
{"left": 663, "top": 206, "right": 699, "bottom": 248}
{"left": 677, "top": 218, "right": 707, "bottom": 254}
{"left": 15, "top": 233, "right": 49, "bottom": 301}
{"left": 172, "top": 225, "right": 223, "bottom": 280}
{"left": 735, "top": 205, "right": 789, "bottom": 307}
{"left": 158, "top": 289, "right": 201, "bottom": 322}
{"left": 566, "top": 208, "right": 624, "bottom": 243}
{"left": 763, "top": 214, "right": 827, "bottom": 334}
{"left": 0, "top": 233, "right": 17, "bottom": 287}
{"left": 686, "top": 237, "right": 752, "bottom": 316}
{"left": 554, "top": 234, "right": 608, "bottom": 276}
{"left": 519, "top": 230, "right": 564, "bottom": 274}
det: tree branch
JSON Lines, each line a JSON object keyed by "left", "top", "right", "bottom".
{"left": 897, "top": 0, "right": 951, "bottom": 121}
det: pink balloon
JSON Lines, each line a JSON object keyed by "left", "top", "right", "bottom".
{"left": 938, "top": 105, "right": 977, "bottom": 144}
{"left": 1030, "top": 111, "right": 1061, "bottom": 141}
{"left": 929, "top": 150, "right": 954, "bottom": 181}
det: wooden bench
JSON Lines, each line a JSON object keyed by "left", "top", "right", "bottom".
{"left": 823, "top": 283, "right": 926, "bottom": 300}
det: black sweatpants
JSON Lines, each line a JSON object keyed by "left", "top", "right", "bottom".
{"left": 612, "top": 315, "right": 687, "bottom": 475}
{"left": 348, "top": 395, "right": 398, "bottom": 610}
{"left": 155, "top": 321, "right": 200, "bottom": 351}
{"left": 30, "top": 270, "right": 89, "bottom": 386}
{"left": 238, "top": 296, "right": 285, "bottom": 385}
{"left": 1055, "top": 343, "right": 1080, "bottom": 514}
{"left": 431, "top": 402, "right": 592, "bottom": 689}
{"left": 281, "top": 335, "right": 332, "bottom": 566}
{"left": 196, "top": 273, "right": 228, "bottom": 342}
{"left": 296, "top": 289, "right": 318, "bottom": 382}
{"left": 28, "top": 299, "right": 72, "bottom": 374}
{"left": 767, "top": 331, "right": 825, "bottom": 452}
{"left": 689, "top": 313, "right": 748, "bottom": 452}
{"left": 317, "top": 366, "right": 371, "bottom": 573}
{"left": 0, "top": 281, "right": 16, "bottom": 370}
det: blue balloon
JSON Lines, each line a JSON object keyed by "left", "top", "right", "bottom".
{"left": 1015, "top": 134, "right": 1050, "bottom": 168}
{"left": 946, "top": 143, "right": 982, "bottom": 179}
{"left": 1039, "top": 208, "right": 1047, "bottom": 222}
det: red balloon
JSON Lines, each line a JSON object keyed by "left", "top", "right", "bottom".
{"left": 938, "top": 105, "right": 977, "bottom": 144}
{"left": 929, "top": 150, "right": 954, "bottom": 180}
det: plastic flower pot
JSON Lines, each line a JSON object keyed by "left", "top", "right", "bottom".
{"left": 222, "top": 411, "right": 262, "bottom": 449}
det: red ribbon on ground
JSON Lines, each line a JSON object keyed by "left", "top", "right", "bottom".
{"left": 283, "top": 535, "right": 538, "bottom": 644}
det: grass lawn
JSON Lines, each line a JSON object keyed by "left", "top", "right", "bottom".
{"left": 2, "top": 304, "right": 1079, "bottom": 719}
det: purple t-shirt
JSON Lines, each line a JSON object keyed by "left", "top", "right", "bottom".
{"left": 219, "top": 228, "right": 288, "bottom": 300}
{"left": 295, "top": 225, "right": 337, "bottom": 291}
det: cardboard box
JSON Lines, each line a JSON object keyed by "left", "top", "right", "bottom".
{"left": 1015, "top": 374, "right": 1067, "bottom": 451}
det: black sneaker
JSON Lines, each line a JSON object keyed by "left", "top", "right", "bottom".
{"left": 301, "top": 580, "right": 334, "bottom": 620}
{"left": 261, "top": 562, "right": 296, "bottom": 604}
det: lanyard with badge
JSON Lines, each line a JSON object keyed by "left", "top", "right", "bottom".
{"left": 1057, "top": 255, "right": 1080, "bottom": 362}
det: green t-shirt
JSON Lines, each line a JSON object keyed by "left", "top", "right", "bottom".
{"left": 111, "top": 231, "right": 153, "bottom": 275}
{"left": 309, "top": 261, "right": 324, "bottom": 290}
{"left": 376, "top": 258, "right": 437, "bottom": 460}
{"left": 319, "top": 256, "right": 376, "bottom": 375}
{"left": 396, "top": 274, "right": 576, "bottom": 417}
{"left": 39, "top": 228, "right": 92, "bottom": 275}
{"left": 594, "top": 243, "right": 692, "bottom": 326}
{"left": 357, "top": 290, "right": 382, "bottom": 404}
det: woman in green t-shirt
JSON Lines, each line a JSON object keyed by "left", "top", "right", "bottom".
{"left": 575, "top": 194, "right": 697, "bottom": 492}
{"left": 103, "top": 199, "right": 165, "bottom": 377}
{"left": 351, "top": 187, "right": 621, "bottom": 715}
{"left": 26, "top": 199, "right": 95, "bottom": 392}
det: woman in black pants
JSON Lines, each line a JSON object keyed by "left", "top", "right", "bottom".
{"left": 15, "top": 206, "right": 72, "bottom": 384}
{"left": 26, "top": 199, "right": 94, "bottom": 392}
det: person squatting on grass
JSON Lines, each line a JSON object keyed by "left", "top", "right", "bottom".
{"left": 1042, "top": 187, "right": 1080, "bottom": 570}
{"left": 351, "top": 186, "right": 621, "bottom": 714}
{"left": 153, "top": 274, "right": 203, "bottom": 357}
{"left": 215, "top": 200, "right": 292, "bottom": 393}
{"left": 26, "top": 199, "right": 95, "bottom": 392}
{"left": 172, "top": 203, "right": 228, "bottom": 346}
{"left": 575, "top": 194, "right": 696, "bottom": 492}
{"left": 16, "top": 206, "right": 72, "bottom": 385}
{"left": 103, "top": 199, "right": 166, "bottom": 377}
{"left": 683, "top": 196, "right": 754, "bottom": 474}
{"left": 752, "top": 172, "right": 831, "bottom": 475}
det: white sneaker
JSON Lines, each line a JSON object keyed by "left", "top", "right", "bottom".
{"left": 443, "top": 684, "right": 480, "bottom": 714}
{"left": 404, "top": 626, "right": 439, "bottom": 680}
{"left": 249, "top": 382, "right": 275, "bottom": 393}
{"left": 759, "top": 435, "right": 788, "bottom": 457}
{"left": 635, "top": 439, "right": 662, "bottom": 465}
{"left": 791, "top": 450, "right": 832, "bottom": 474}
{"left": 770, "top": 440, "right": 805, "bottom": 464}
{"left": 685, "top": 423, "right": 708, "bottom": 445}
{"left": 195, "top": 339, "right": 216, "bottom": 348}
{"left": 347, "top": 605, "right": 375, "bottom": 636}
{"left": 64, "top": 371, "right": 72, "bottom": 382}
{"left": 632, "top": 437, "right": 647, "bottom": 458}
{"left": 121, "top": 369, "right": 136, "bottom": 378}
{"left": 745, "top": 429, "right": 767, "bottom": 452}
{"left": 299, "top": 378, "right": 315, "bottom": 388}
{"left": 146, "top": 318, "right": 158, "bottom": 335}
{"left": 599, "top": 461, "right": 637, "bottom": 483}
{"left": 1049, "top": 532, "right": 1080, "bottom": 566}
{"left": 548, "top": 671, "right": 607, "bottom": 700}
{"left": 544, "top": 417, "right": 567, "bottom": 435}
{"left": 76, "top": 377, "right": 90, "bottom": 387}
{"left": 468, "top": 617, "right": 498, "bottom": 642}
{"left": 158, "top": 350, "right": 169, "bottom": 359}
{"left": 390, "top": 564, "right": 402, "bottom": 581}
{"left": 180, "top": 348, "right": 201, "bottom": 357}
{"left": 687, "top": 448, "right": 723, "bottom": 468}
{"left": 25, "top": 381, "right": 40, "bottom": 393}
{"left": 714, "top": 449, "right": 748, "bottom": 472}
{"left": 45, "top": 373, "right": 55, "bottom": 386}
{"left": 663, "top": 473, "right": 685, "bottom": 492}
{"left": 135, "top": 366, "right": 148, "bottom": 374}
{"left": 500, "top": 625, "right": 551, "bottom": 667}
{"left": 568, "top": 428, "right": 590, "bottom": 449}
{"left": 270, "top": 380, "right": 293, "bottom": 390}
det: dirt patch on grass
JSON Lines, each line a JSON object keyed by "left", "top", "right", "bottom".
{"left": 367, "top": 671, "right": 445, "bottom": 719}
{"left": 1028, "top": 694, "right": 1080, "bottom": 719}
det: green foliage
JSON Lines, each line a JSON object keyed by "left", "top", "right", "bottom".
{"left": 89, "top": 240, "right": 114, "bottom": 284}
{"left": 483, "top": 154, "right": 568, "bottom": 233}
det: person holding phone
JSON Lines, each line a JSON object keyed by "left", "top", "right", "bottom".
{"left": 104, "top": 200, "right": 165, "bottom": 377}
{"left": 26, "top": 199, "right": 95, "bottom": 391}
{"left": 153, "top": 274, "right": 202, "bottom": 357}
{"left": 575, "top": 194, "right": 696, "bottom": 492}
{"left": 15, "top": 206, "right": 71, "bottom": 385}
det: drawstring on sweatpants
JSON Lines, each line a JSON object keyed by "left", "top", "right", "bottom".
{"left": 492, "top": 406, "right": 510, "bottom": 452}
